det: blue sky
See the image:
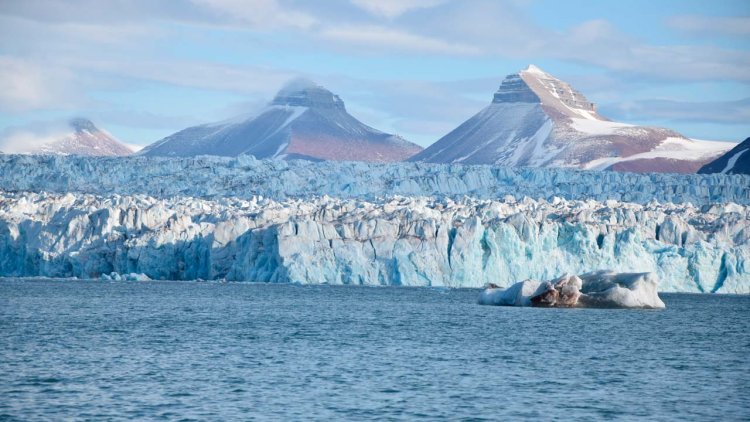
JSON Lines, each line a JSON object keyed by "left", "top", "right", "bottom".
{"left": 0, "top": 0, "right": 748, "bottom": 149}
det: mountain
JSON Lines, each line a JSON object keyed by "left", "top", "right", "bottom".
{"left": 410, "top": 65, "right": 734, "bottom": 173}
{"left": 698, "top": 137, "right": 750, "bottom": 175}
{"left": 139, "top": 79, "right": 423, "bottom": 162}
{"left": 30, "top": 118, "right": 133, "bottom": 156}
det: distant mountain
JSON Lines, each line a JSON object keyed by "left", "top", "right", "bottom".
{"left": 410, "top": 65, "right": 734, "bottom": 173}
{"left": 698, "top": 137, "right": 750, "bottom": 175}
{"left": 28, "top": 118, "right": 133, "bottom": 157}
{"left": 139, "top": 79, "right": 422, "bottom": 162}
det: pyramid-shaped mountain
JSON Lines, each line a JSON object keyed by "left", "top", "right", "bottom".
{"left": 410, "top": 65, "right": 734, "bottom": 173}
{"left": 30, "top": 118, "right": 133, "bottom": 156}
{"left": 140, "top": 79, "right": 423, "bottom": 162}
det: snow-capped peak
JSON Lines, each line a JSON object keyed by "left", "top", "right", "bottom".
{"left": 516, "top": 66, "right": 603, "bottom": 121}
{"left": 411, "top": 65, "right": 733, "bottom": 172}
{"left": 140, "top": 78, "right": 422, "bottom": 161}
{"left": 522, "top": 64, "right": 548, "bottom": 75}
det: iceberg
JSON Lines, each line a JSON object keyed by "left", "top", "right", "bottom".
{"left": 100, "top": 272, "right": 151, "bottom": 281}
{"left": 478, "top": 271, "right": 666, "bottom": 309}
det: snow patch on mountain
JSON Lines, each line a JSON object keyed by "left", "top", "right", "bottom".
{"left": 585, "top": 137, "right": 736, "bottom": 170}
{"left": 722, "top": 149, "right": 749, "bottom": 173}
{"left": 699, "top": 137, "right": 750, "bottom": 175}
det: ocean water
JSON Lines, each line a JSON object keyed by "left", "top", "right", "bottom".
{"left": 1, "top": 279, "right": 748, "bottom": 421}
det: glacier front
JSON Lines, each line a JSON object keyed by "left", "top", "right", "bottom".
{"left": 1, "top": 191, "right": 747, "bottom": 293}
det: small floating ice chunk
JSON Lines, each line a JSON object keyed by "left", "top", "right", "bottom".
{"left": 578, "top": 271, "right": 665, "bottom": 309}
{"left": 478, "top": 279, "right": 541, "bottom": 307}
{"left": 100, "top": 272, "right": 151, "bottom": 282}
{"left": 478, "top": 271, "right": 665, "bottom": 309}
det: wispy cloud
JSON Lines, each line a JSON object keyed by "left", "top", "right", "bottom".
{"left": 547, "top": 19, "right": 750, "bottom": 82}
{"left": 190, "top": 0, "right": 317, "bottom": 30}
{"left": 601, "top": 97, "right": 750, "bottom": 125}
{"left": 349, "top": 0, "right": 446, "bottom": 19}
{"left": 319, "top": 25, "right": 482, "bottom": 55}
{"left": 0, "top": 120, "right": 72, "bottom": 153}
{"left": 0, "top": 0, "right": 747, "bottom": 146}
{"left": 0, "top": 56, "right": 79, "bottom": 112}
{"left": 667, "top": 15, "right": 750, "bottom": 37}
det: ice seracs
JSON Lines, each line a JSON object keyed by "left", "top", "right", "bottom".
{"left": 410, "top": 65, "right": 734, "bottom": 173}
{"left": 478, "top": 271, "right": 666, "bottom": 308}
{"left": 0, "top": 191, "right": 747, "bottom": 293}
{"left": 139, "top": 78, "right": 423, "bottom": 162}
{"left": 2, "top": 155, "right": 749, "bottom": 206}
{"left": 0, "top": 155, "right": 747, "bottom": 292}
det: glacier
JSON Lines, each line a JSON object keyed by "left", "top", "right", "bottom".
{"left": 0, "top": 190, "right": 747, "bottom": 293}
{"left": 0, "top": 154, "right": 749, "bottom": 205}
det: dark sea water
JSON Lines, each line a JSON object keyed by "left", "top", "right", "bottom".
{"left": 1, "top": 279, "right": 748, "bottom": 421}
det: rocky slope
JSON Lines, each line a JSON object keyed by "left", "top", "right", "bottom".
{"left": 410, "top": 65, "right": 734, "bottom": 173}
{"left": 139, "top": 79, "right": 422, "bottom": 162}
{"left": 699, "top": 137, "right": 750, "bottom": 175}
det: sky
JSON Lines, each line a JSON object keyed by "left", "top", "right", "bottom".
{"left": 0, "top": 0, "right": 748, "bottom": 150}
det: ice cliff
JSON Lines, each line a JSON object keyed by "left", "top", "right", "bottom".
{"left": 1, "top": 192, "right": 747, "bottom": 293}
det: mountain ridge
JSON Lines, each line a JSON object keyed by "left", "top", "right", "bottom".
{"left": 139, "top": 79, "right": 423, "bottom": 162}
{"left": 410, "top": 65, "right": 734, "bottom": 173}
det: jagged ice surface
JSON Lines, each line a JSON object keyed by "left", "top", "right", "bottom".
{"left": 0, "top": 155, "right": 748, "bottom": 205}
{"left": 0, "top": 192, "right": 747, "bottom": 293}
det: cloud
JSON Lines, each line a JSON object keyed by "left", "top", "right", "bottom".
{"left": 0, "top": 120, "right": 72, "bottom": 153}
{"left": 67, "top": 56, "right": 298, "bottom": 95}
{"left": 349, "top": 0, "right": 446, "bottom": 19}
{"left": 3, "top": 1, "right": 747, "bottom": 83}
{"left": 90, "top": 109, "right": 201, "bottom": 131}
{"left": 667, "top": 15, "right": 750, "bottom": 37}
{"left": 601, "top": 97, "right": 750, "bottom": 125}
{"left": 318, "top": 76, "right": 490, "bottom": 145}
{"left": 0, "top": 56, "right": 79, "bottom": 112}
{"left": 400, "top": 0, "right": 544, "bottom": 57}
{"left": 0, "top": 0, "right": 748, "bottom": 146}
{"left": 547, "top": 19, "right": 750, "bottom": 82}
{"left": 190, "top": 0, "right": 317, "bottom": 30}
{"left": 319, "top": 25, "right": 482, "bottom": 55}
